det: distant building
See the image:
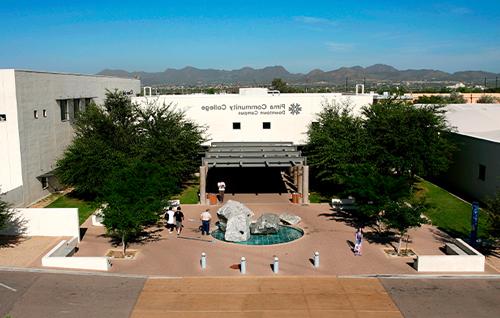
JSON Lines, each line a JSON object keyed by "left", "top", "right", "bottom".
{"left": 0, "top": 70, "right": 140, "bottom": 207}
{"left": 438, "top": 104, "right": 500, "bottom": 201}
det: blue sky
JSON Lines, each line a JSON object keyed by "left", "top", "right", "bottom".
{"left": 0, "top": 0, "right": 499, "bottom": 74}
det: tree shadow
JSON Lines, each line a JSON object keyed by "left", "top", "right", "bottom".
{"left": 101, "top": 227, "right": 164, "bottom": 248}
{"left": 429, "top": 227, "right": 455, "bottom": 244}
{"left": 317, "top": 207, "right": 366, "bottom": 228}
{"left": 363, "top": 229, "right": 398, "bottom": 250}
{"left": 0, "top": 235, "right": 28, "bottom": 248}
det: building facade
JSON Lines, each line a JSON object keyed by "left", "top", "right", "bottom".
{"left": 134, "top": 88, "right": 374, "bottom": 204}
{"left": 0, "top": 70, "right": 140, "bottom": 207}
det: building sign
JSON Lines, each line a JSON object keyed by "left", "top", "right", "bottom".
{"left": 470, "top": 201, "right": 479, "bottom": 245}
{"left": 200, "top": 103, "right": 302, "bottom": 116}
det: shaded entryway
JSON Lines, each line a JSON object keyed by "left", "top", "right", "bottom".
{"left": 199, "top": 142, "right": 309, "bottom": 204}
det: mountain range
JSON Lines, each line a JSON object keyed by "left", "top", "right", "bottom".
{"left": 97, "top": 64, "right": 500, "bottom": 86}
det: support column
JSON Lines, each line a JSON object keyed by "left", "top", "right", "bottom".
{"left": 302, "top": 165, "right": 309, "bottom": 205}
{"left": 199, "top": 165, "right": 208, "bottom": 205}
{"left": 297, "top": 164, "right": 303, "bottom": 197}
{"left": 293, "top": 166, "right": 298, "bottom": 190}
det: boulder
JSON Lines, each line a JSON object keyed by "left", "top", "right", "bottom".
{"left": 217, "top": 200, "right": 254, "bottom": 242}
{"left": 250, "top": 213, "right": 280, "bottom": 235}
{"left": 279, "top": 213, "right": 301, "bottom": 225}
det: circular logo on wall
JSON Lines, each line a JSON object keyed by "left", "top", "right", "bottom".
{"left": 288, "top": 103, "right": 302, "bottom": 115}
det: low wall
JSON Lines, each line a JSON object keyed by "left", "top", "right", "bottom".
{"left": 42, "top": 238, "right": 111, "bottom": 271}
{"left": 414, "top": 238, "right": 485, "bottom": 272}
{"left": 0, "top": 208, "right": 80, "bottom": 241}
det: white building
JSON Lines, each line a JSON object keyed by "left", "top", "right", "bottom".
{"left": 133, "top": 88, "right": 374, "bottom": 145}
{"left": 0, "top": 70, "right": 140, "bottom": 207}
{"left": 438, "top": 104, "right": 500, "bottom": 201}
{"left": 133, "top": 88, "right": 374, "bottom": 203}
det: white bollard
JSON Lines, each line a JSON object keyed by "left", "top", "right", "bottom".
{"left": 273, "top": 256, "right": 279, "bottom": 274}
{"left": 201, "top": 252, "right": 206, "bottom": 270}
{"left": 240, "top": 257, "right": 246, "bottom": 274}
{"left": 313, "top": 251, "right": 320, "bottom": 268}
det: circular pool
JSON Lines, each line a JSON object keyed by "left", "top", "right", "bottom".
{"left": 211, "top": 225, "right": 304, "bottom": 245}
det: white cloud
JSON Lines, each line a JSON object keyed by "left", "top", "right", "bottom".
{"left": 325, "top": 41, "right": 353, "bottom": 52}
{"left": 294, "top": 16, "right": 337, "bottom": 26}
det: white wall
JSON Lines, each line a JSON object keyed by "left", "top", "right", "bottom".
{"left": 42, "top": 238, "right": 111, "bottom": 271}
{"left": 0, "top": 208, "right": 80, "bottom": 240}
{"left": 133, "top": 93, "right": 373, "bottom": 145}
{"left": 0, "top": 70, "right": 23, "bottom": 193}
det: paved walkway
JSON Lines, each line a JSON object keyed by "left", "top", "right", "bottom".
{"left": 131, "top": 277, "right": 402, "bottom": 318}
{"left": 71, "top": 201, "right": 498, "bottom": 276}
{"left": 0, "top": 236, "right": 64, "bottom": 267}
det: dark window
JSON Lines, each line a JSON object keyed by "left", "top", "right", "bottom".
{"left": 41, "top": 177, "right": 48, "bottom": 189}
{"left": 0, "top": 114, "right": 6, "bottom": 121}
{"left": 85, "top": 98, "right": 92, "bottom": 106}
{"left": 43, "top": 109, "right": 47, "bottom": 117}
{"left": 263, "top": 122, "right": 271, "bottom": 129}
{"left": 73, "top": 99, "right": 80, "bottom": 117}
{"left": 478, "top": 164, "right": 486, "bottom": 181}
{"left": 33, "top": 110, "right": 38, "bottom": 119}
{"left": 233, "top": 122, "right": 241, "bottom": 129}
{"left": 60, "top": 100, "right": 69, "bottom": 121}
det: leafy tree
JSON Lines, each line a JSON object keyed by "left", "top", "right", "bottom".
{"left": 304, "top": 100, "right": 370, "bottom": 196}
{"left": 477, "top": 95, "right": 499, "bottom": 103}
{"left": 306, "top": 99, "right": 454, "bottom": 240}
{"left": 382, "top": 200, "right": 426, "bottom": 254}
{"left": 0, "top": 190, "right": 13, "bottom": 230}
{"left": 100, "top": 160, "right": 174, "bottom": 254}
{"left": 56, "top": 91, "right": 206, "bottom": 251}
{"left": 271, "top": 78, "right": 289, "bottom": 93}
{"left": 415, "top": 92, "right": 466, "bottom": 104}
{"left": 485, "top": 190, "right": 500, "bottom": 238}
{"left": 363, "top": 100, "right": 455, "bottom": 179}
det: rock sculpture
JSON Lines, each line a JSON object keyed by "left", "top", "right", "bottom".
{"left": 217, "top": 200, "right": 254, "bottom": 242}
{"left": 250, "top": 213, "right": 280, "bottom": 234}
{"left": 279, "top": 213, "right": 301, "bottom": 225}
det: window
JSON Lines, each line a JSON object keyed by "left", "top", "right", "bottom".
{"left": 263, "top": 122, "right": 271, "bottom": 129}
{"left": 85, "top": 98, "right": 92, "bottom": 107}
{"left": 34, "top": 110, "right": 39, "bottom": 119}
{"left": 73, "top": 99, "right": 81, "bottom": 117}
{"left": 0, "top": 114, "right": 6, "bottom": 121}
{"left": 43, "top": 109, "right": 47, "bottom": 117}
{"left": 59, "top": 100, "right": 69, "bottom": 121}
{"left": 41, "top": 177, "right": 48, "bottom": 189}
{"left": 233, "top": 122, "right": 241, "bottom": 129}
{"left": 478, "top": 164, "right": 486, "bottom": 181}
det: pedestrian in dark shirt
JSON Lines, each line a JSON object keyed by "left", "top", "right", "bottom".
{"left": 174, "top": 206, "right": 185, "bottom": 235}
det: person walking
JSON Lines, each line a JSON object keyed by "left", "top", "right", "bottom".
{"left": 165, "top": 207, "right": 175, "bottom": 233}
{"left": 174, "top": 206, "right": 184, "bottom": 235}
{"left": 200, "top": 208, "right": 212, "bottom": 235}
{"left": 354, "top": 228, "right": 363, "bottom": 256}
{"left": 217, "top": 180, "right": 226, "bottom": 203}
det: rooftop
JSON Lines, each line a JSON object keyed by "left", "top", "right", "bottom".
{"left": 443, "top": 104, "right": 500, "bottom": 143}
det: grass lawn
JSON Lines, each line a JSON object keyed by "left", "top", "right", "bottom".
{"left": 174, "top": 183, "right": 200, "bottom": 204}
{"left": 45, "top": 195, "right": 96, "bottom": 225}
{"left": 309, "top": 192, "right": 331, "bottom": 204}
{"left": 416, "top": 179, "right": 491, "bottom": 239}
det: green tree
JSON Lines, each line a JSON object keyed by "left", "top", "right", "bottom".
{"left": 485, "top": 190, "right": 500, "bottom": 238}
{"left": 304, "top": 100, "right": 370, "bottom": 196}
{"left": 382, "top": 200, "right": 426, "bottom": 254}
{"left": 100, "top": 160, "right": 173, "bottom": 254}
{"left": 271, "top": 78, "right": 288, "bottom": 92}
{"left": 56, "top": 91, "right": 206, "bottom": 251}
{"left": 0, "top": 190, "right": 13, "bottom": 230}
{"left": 363, "top": 100, "right": 455, "bottom": 179}
{"left": 477, "top": 95, "right": 499, "bottom": 103}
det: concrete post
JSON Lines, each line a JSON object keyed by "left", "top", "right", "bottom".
{"left": 199, "top": 165, "right": 207, "bottom": 205}
{"left": 314, "top": 251, "right": 320, "bottom": 268}
{"left": 240, "top": 257, "right": 246, "bottom": 274}
{"left": 201, "top": 252, "right": 206, "bottom": 269}
{"left": 302, "top": 165, "right": 309, "bottom": 204}
{"left": 273, "top": 256, "right": 279, "bottom": 274}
